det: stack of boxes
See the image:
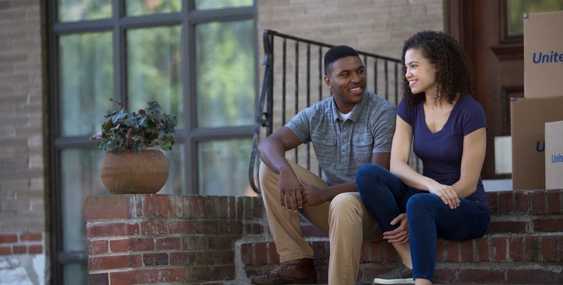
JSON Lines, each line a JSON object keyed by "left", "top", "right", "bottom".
{"left": 511, "top": 11, "right": 563, "bottom": 190}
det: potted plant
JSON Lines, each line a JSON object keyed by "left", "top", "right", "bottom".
{"left": 92, "top": 100, "right": 177, "bottom": 194}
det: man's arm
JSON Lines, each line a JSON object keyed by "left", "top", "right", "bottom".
{"left": 372, "top": 152, "right": 390, "bottom": 170}
{"left": 258, "top": 127, "right": 302, "bottom": 173}
{"left": 258, "top": 127, "right": 305, "bottom": 210}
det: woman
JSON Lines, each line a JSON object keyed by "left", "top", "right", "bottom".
{"left": 356, "top": 31, "right": 490, "bottom": 285}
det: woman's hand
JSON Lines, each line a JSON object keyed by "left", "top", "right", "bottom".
{"left": 383, "top": 213, "right": 409, "bottom": 244}
{"left": 427, "top": 181, "right": 460, "bottom": 209}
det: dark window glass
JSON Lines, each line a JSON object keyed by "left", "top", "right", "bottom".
{"left": 128, "top": 26, "right": 183, "bottom": 128}
{"left": 196, "top": 20, "right": 255, "bottom": 127}
{"left": 198, "top": 139, "right": 253, "bottom": 196}
{"left": 195, "top": 0, "right": 253, "bottom": 10}
{"left": 126, "top": 0, "right": 181, "bottom": 16}
{"left": 59, "top": 0, "right": 111, "bottom": 22}
{"left": 60, "top": 32, "right": 113, "bottom": 137}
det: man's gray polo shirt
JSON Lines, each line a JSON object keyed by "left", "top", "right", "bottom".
{"left": 286, "top": 91, "right": 396, "bottom": 186}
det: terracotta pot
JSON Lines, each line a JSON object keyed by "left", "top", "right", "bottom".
{"left": 101, "top": 149, "right": 169, "bottom": 194}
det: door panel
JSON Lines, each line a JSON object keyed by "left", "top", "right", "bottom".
{"left": 448, "top": 0, "right": 524, "bottom": 179}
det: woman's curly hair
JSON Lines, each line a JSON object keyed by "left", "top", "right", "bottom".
{"left": 401, "top": 31, "right": 472, "bottom": 106}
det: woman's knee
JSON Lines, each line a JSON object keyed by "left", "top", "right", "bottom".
{"left": 356, "top": 164, "right": 387, "bottom": 188}
{"left": 406, "top": 193, "right": 442, "bottom": 216}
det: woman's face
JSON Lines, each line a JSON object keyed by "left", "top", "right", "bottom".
{"left": 404, "top": 48, "right": 438, "bottom": 95}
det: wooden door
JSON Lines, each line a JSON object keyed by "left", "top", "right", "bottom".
{"left": 448, "top": 0, "right": 524, "bottom": 179}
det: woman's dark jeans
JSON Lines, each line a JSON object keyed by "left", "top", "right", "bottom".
{"left": 356, "top": 164, "right": 490, "bottom": 281}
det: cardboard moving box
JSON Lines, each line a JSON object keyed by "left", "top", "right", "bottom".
{"left": 511, "top": 96, "right": 563, "bottom": 190}
{"left": 524, "top": 11, "right": 563, "bottom": 98}
{"left": 546, "top": 120, "right": 563, "bottom": 190}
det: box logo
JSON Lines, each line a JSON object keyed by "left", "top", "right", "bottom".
{"left": 532, "top": 51, "right": 563, "bottom": 64}
{"left": 552, "top": 153, "right": 563, "bottom": 163}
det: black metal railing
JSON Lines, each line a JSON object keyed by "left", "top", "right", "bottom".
{"left": 250, "top": 30, "right": 414, "bottom": 193}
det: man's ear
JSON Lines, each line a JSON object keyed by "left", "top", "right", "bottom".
{"left": 324, "top": 74, "right": 330, "bottom": 87}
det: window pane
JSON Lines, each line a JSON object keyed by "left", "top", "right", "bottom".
{"left": 507, "top": 0, "right": 563, "bottom": 36}
{"left": 160, "top": 143, "right": 186, "bottom": 195}
{"left": 195, "top": 0, "right": 253, "bottom": 10}
{"left": 196, "top": 20, "right": 255, "bottom": 127}
{"left": 60, "top": 32, "right": 113, "bottom": 137}
{"left": 126, "top": 0, "right": 181, "bottom": 16}
{"left": 58, "top": 0, "right": 111, "bottom": 22}
{"left": 61, "top": 149, "right": 105, "bottom": 252}
{"left": 198, "top": 139, "right": 254, "bottom": 196}
{"left": 128, "top": 26, "right": 183, "bottom": 128}
{"left": 64, "top": 263, "right": 87, "bottom": 285}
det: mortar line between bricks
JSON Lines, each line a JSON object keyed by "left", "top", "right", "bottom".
{"left": 87, "top": 220, "right": 144, "bottom": 225}
{"left": 87, "top": 218, "right": 243, "bottom": 224}
{"left": 0, "top": 242, "right": 43, "bottom": 246}
{"left": 436, "top": 262, "right": 563, "bottom": 271}
{"left": 91, "top": 233, "right": 243, "bottom": 240}
{"left": 95, "top": 249, "right": 238, "bottom": 255}
{"left": 485, "top": 232, "right": 563, "bottom": 237}
{"left": 89, "top": 265, "right": 187, "bottom": 274}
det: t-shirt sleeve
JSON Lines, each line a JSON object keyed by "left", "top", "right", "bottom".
{"left": 397, "top": 98, "right": 414, "bottom": 126}
{"left": 461, "top": 98, "right": 487, "bottom": 136}
{"left": 285, "top": 107, "right": 312, "bottom": 143}
{"left": 371, "top": 105, "right": 396, "bottom": 153}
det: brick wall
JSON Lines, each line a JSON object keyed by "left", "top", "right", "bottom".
{"left": 0, "top": 0, "right": 45, "bottom": 233}
{"left": 0, "top": 232, "right": 44, "bottom": 255}
{"left": 0, "top": 0, "right": 46, "bottom": 283}
{"left": 258, "top": 0, "right": 444, "bottom": 59}
{"left": 84, "top": 195, "right": 265, "bottom": 285}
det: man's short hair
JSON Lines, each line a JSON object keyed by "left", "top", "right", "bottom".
{"left": 324, "top": 45, "right": 360, "bottom": 74}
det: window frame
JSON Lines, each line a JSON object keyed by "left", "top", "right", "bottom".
{"left": 45, "top": 0, "right": 257, "bottom": 283}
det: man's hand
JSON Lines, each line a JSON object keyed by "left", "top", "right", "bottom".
{"left": 301, "top": 183, "right": 330, "bottom": 207}
{"left": 427, "top": 181, "right": 460, "bottom": 209}
{"left": 382, "top": 213, "right": 409, "bottom": 244}
{"left": 278, "top": 167, "right": 304, "bottom": 210}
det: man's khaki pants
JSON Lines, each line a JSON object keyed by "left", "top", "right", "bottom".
{"left": 259, "top": 161, "right": 378, "bottom": 285}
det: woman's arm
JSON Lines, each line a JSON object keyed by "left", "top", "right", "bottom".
{"left": 452, "top": 128, "right": 486, "bottom": 197}
{"left": 390, "top": 116, "right": 437, "bottom": 189}
{"left": 390, "top": 116, "right": 460, "bottom": 208}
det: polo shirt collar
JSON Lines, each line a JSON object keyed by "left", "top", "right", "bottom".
{"left": 330, "top": 91, "right": 368, "bottom": 122}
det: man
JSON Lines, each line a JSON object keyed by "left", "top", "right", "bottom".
{"left": 252, "top": 45, "right": 396, "bottom": 285}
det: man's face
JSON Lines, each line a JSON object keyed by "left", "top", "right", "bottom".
{"left": 324, "top": 56, "right": 366, "bottom": 111}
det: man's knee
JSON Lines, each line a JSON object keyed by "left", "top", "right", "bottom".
{"left": 329, "top": 193, "right": 363, "bottom": 220}
{"left": 259, "top": 160, "right": 274, "bottom": 177}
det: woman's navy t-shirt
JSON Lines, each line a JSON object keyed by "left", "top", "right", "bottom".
{"left": 397, "top": 95, "right": 488, "bottom": 207}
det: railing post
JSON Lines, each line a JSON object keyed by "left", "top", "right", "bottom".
{"left": 262, "top": 30, "right": 274, "bottom": 135}
{"left": 248, "top": 30, "right": 275, "bottom": 194}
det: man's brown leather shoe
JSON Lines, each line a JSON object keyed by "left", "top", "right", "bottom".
{"left": 251, "top": 258, "right": 317, "bottom": 284}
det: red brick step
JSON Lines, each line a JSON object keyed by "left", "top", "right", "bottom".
{"left": 239, "top": 189, "right": 563, "bottom": 284}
